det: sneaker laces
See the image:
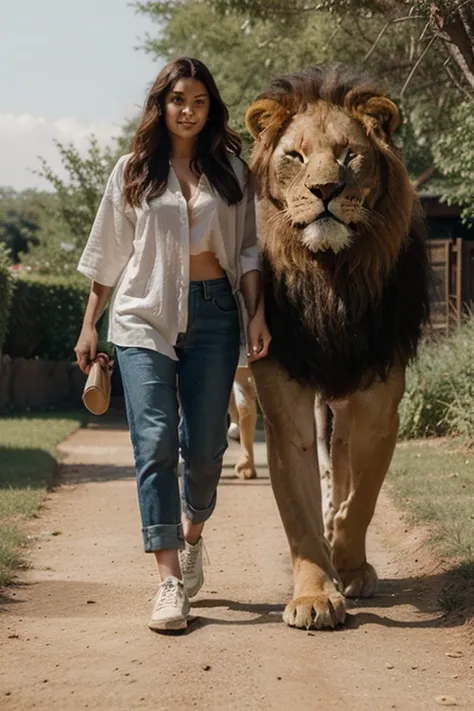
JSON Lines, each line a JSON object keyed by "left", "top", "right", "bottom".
{"left": 181, "top": 539, "right": 210, "bottom": 574}
{"left": 181, "top": 542, "right": 200, "bottom": 575}
{"left": 156, "top": 578, "right": 181, "bottom": 608}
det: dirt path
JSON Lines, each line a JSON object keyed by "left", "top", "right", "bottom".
{"left": 1, "top": 417, "right": 473, "bottom": 710}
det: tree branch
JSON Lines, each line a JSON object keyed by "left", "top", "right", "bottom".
{"left": 429, "top": 2, "right": 474, "bottom": 91}
{"left": 412, "top": 165, "right": 437, "bottom": 191}
{"left": 400, "top": 25, "right": 437, "bottom": 97}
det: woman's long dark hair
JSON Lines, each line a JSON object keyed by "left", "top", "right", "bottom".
{"left": 123, "top": 57, "right": 244, "bottom": 206}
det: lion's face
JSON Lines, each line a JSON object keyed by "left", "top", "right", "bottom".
{"left": 268, "top": 103, "right": 380, "bottom": 254}
{"left": 246, "top": 76, "right": 414, "bottom": 274}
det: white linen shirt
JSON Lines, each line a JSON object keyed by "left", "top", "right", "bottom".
{"left": 77, "top": 153, "right": 260, "bottom": 361}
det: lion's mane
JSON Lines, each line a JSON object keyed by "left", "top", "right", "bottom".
{"left": 248, "top": 67, "right": 431, "bottom": 400}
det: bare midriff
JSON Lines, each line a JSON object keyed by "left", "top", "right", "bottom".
{"left": 189, "top": 251, "right": 226, "bottom": 281}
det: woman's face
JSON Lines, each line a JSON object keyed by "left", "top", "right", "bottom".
{"left": 164, "top": 78, "right": 210, "bottom": 142}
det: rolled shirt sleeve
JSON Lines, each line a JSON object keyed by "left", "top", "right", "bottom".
{"left": 77, "top": 156, "right": 135, "bottom": 287}
{"left": 239, "top": 171, "right": 261, "bottom": 276}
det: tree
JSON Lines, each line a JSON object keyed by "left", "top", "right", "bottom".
{"left": 135, "top": 0, "right": 473, "bottom": 210}
{"left": 19, "top": 137, "right": 120, "bottom": 274}
{"left": 0, "top": 189, "right": 42, "bottom": 263}
{"left": 209, "top": 0, "right": 474, "bottom": 95}
{"left": 433, "top": 100, "right": 474, "bottom": 224}
{"left": 35, "top": 136, "right": 116, "bottom": 244}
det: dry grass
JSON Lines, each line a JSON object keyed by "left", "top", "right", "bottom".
{"left": 389, "top": 437, "right": 474, "bottom": 616}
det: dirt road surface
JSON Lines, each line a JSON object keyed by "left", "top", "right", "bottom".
{"left": 1, "top": 417, "right": 473, "bottom": 710}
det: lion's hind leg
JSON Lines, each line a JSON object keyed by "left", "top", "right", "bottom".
{"left": 330, "top": 367, "right": 405, "bottom": 598}
{"left": 251, "top": 358, "right": 346, "bottom": 630}
{"left": 232, "top": 366, "right": 258, "bottom": 480}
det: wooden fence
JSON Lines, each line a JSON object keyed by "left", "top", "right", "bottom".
{"left": 427, "top": 238, "right": 474, "bottom": 333}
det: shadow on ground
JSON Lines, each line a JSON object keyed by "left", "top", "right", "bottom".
{"left": 1, "top": 569, "right": 472, "bottom": 633}
{"left": 0, "top": 447, "right": 58, "bottom": 489}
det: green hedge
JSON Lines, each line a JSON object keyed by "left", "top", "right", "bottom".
{"left": 3, "top": 274, "right": 90, "bottom": 361}
{"left": 0, "top": 246, "right": 14, "bottom": 351}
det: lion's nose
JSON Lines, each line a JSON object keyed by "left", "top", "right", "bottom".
{"left": 307, "top": 180, "right": 346, "bottom": 203}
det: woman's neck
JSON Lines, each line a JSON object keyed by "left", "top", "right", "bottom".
{"left": 170, "top": 135, "right": 197, "bottom": 160}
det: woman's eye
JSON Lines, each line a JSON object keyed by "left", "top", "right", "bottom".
{"left": 171, "top": 96, "right": 182, "bottom": 104}
{"left": 285, "top": 150, "right": 304, "bottom": 163}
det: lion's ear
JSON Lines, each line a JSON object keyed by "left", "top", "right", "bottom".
{"left": 346, "top": 92, "right": 401, "bottom": 138}
{"left": 245, "top": 99, "right": 288, "bottom": 139}
{"left": 363, "top": 96, "right": 401, "bottom": 136}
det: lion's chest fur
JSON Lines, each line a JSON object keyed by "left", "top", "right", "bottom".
{"left": 262, "top": 232, "right": 430, "bottom": 400}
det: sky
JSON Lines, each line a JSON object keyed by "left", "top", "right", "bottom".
{"left": 0, "top": 0, "right": 162, "bottom": 190}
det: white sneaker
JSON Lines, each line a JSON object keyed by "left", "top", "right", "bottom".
{"left": 179, "top": 538, "right": 204, "bottom": 598}
{"left": 148, "top": 576, "right": 190, "bottom": 632}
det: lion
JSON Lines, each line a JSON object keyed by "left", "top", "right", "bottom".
{"left": 228, "top": 365, "right": 258, "bottom": 479}
{"left": 228, "top": 368, "right": 332, "bottom": 492}
{"left": 245, "top": 66, "right": 431, "bottom": 630}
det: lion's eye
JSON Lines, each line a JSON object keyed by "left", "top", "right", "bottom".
{"left": 285, "top": 150, "right": 304, "bottom": 163}
{"left": 339, "top": 146, "right": 356, "bottom": 166}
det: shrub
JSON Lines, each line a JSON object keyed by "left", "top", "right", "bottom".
{"left": 3, "top": 274, "right": 90, "bottom": 361}
{"left": 0, "top": 245, "right": 13, "bottom": 351}
{"left": 400, "top": 318, "right": 474, "bottom": 439}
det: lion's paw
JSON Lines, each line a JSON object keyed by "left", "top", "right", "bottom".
{"left": 339, "top": 562, "right": 378, "bottom": 598}
{"left": 283, "top": 592, "right": 346, "bottom": 630}
{"left": 235, "top": 460, "right": 257, "bottom": 480}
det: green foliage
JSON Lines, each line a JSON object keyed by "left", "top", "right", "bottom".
{"left": 0, "top": 244, "right": 14, "bottom": 351}
{"left": 0, "top": 188, "right": 42, "bottom": 263}
{"left": 35, "top": 136, "right": 116, "bottom": 244}
{"left": 433, "top": 101, "right": 474, "bottom": 225}
{"left": 399, "top": 318, "right": 474, "bottom": 439}
{"left": 134, "top": 0, "right": 467, "bottom": 181}
{"left": 3, "top": 274, "right": 90, "bottom": 361}
{"left": 18, "top": 136, "right": 123, "bottom": 276}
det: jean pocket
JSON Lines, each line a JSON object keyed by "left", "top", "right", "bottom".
{"left": 211, "top": 292, "right": 238, "bottom": 314}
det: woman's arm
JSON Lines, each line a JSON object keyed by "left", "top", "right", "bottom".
{"left": 75, "top": 281, "right": 112, "bottom": 374}
{"left": 75, "top": 156, "right": 136, "bottom": 374}
{"left": 240, "top": 268, "right": 263, "bottom": 320}
{"left": 240, "top": 270, "right": 271, "bottom": 362}
{"left": 239, "top": 170, "right": 271, "bottom": 362}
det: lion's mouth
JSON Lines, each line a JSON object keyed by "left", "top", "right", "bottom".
{"left": 295, "top": 211, "right": 345, "bottom": 229}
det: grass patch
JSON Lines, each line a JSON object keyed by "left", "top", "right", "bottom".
{"left": 0, "top": 411, "right": 87, "bottom": 586}
{"left": 400, "top": 317, "right": 474, "bottom": 439}
{"left": 389, "top": 438, "right": 474, "bottom": 615}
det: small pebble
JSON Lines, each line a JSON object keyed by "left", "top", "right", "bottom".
{"left": 202, "top": 664, "right": 211, "bottom": 671}
{"left": 385, "top": 663, "right": 394, "bottom": 670}
{"left": 435, "top": 696, "right": 457, "bottom": 707}
{"left": 445, "top": 652, "right": 463, "bottom": 658}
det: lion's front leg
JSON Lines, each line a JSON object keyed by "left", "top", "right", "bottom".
{"left": 251, "top": 358, "right": 346, "bottom": 630}
{"left": 331, "top": 367, "right": 405, "bottom": 598}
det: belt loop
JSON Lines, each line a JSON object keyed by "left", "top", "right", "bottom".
{"left": 203, "top": 280, "right": 210, "bottom": 300}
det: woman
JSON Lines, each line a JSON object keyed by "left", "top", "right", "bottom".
{"left": 74, "top": 57, "right": 270, "bottom": 632}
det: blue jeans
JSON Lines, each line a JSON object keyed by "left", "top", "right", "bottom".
{"left": 115, "top": 278, "right": 240, "bottom": 553}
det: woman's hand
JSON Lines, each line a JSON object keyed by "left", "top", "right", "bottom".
{"left": 74, "top": 326, "right": 99, "bottom": 375}
{"left": 246, "top": 310, "right": 271, "bottom": 363}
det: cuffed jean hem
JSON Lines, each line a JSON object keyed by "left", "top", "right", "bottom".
{"left": 181, "top": 493, "right": 217, "bottom": 525}
{"left": 142, "top": 524, "right": 185, "bottom": 553}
